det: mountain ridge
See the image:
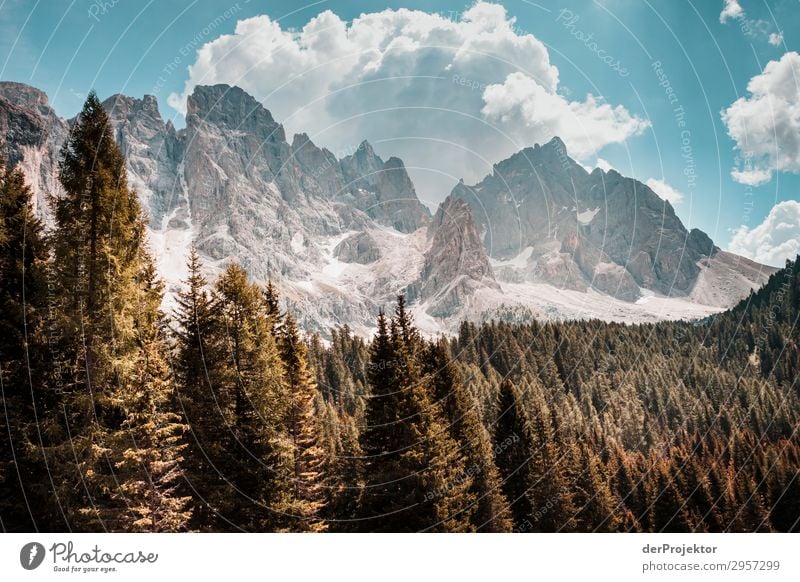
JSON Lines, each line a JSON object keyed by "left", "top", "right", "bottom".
{"left": 0, "top": 81, "right": 776, "bottom": 336}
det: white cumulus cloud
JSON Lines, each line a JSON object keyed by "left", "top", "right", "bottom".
{"left": 769, "top": 32, "right": 784, "bottom": 46}
{"left": 481, "top": 72, "right": 649, "bottom": 159}
{"left": 595, "top": 158, "right": 615, "bottom": 172}
{"left": 168, "top": 2, "right": 648, "bottom": 203}
{"left": 721, "top": 52, "right": 800, "bottom": 186}
{"left": 728, "top": 200, "right": 800, "bottom": 267}
{"left": 645, "top": 178, "right": 685, "bottom": 205}
{"left": 720, "top": 0, "right": 744, "bottom": 23}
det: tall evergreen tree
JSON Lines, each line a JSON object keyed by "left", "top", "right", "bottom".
{"left": 424, "top": 340, "right": 512, "bottom": 532}
{"left": 0, "top": 162, "right": 50, "bottom": 531}
{"left": 111, "top": 257, "right": 191, "bottom": 531}
{"left": 358, "top": 299, "right": 475, "bottom": 531}
{"left": 357, "top": 310, "right": 405, "bottom": 530}
{"left": 279, "top": 312, "right": 327, "bottom": 531}
{"left": 172, "top": 247, "right": 220, "bottom": 529}
{"left": 202, "top": 263, "right": 290, "bottom": 530}
{"left": 48, "top": 92, "right": 188, "bottom": 530}
{"left": 494, "top": 379, "right": 536, "bottom": 528}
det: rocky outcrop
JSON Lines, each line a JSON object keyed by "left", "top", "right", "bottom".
{"left": 102, "top": 93, "right": 185, "bottom": 226}
{"left": 0, "top": 82, "right": 68, "bottom": 220}
{"left": 450, "top": 136, "right": 756, "bottom": 300}
{"left": 0, "top": 81, "right": 776, "bottom": 335}
{"left": 339, "top": 141, "right": 430, "bottom": 233}
{"left": 334, "top": 231, "right": 381, "bottom": 264}
{"left": 420, "top": 195, "right": 498, "bottom": 317}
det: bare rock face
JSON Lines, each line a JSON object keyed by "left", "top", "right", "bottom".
{"left": 339, "top": 141, "right": 430, "bottom": 233}
{"left": 0, "top": 82, "right": 68, "bottom": 220}
{"left": 0, "top": 81, "right": 777, "bottom": 335}
{"left": 450, "top": 136, "right": 762, "bottom": 301}
{"left": 334, "top": 231, "right": 381, "bottom": 264}
{"left": 102, "top": 93, "right": 185, "bottom": 226}
{"left": 420, "top": 195, "right": 498, "bottom": 317}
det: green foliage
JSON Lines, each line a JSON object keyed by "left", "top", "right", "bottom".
{"left": 0, "top": 161, "right": 51, "bottom": 531}
{"left": 1, "top": 93, "right": 798, "bottom": 532}
{"left": 43, "top": 92, "right": 190, "bottom": 531}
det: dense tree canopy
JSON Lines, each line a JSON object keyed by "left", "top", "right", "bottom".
{"left": 1, "top": 92, "right": 798, "bottom": 533}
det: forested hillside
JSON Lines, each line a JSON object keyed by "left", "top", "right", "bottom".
{"left": 310, "top": 259, "right": 800, "bottom": 532}
{"left": 1, "top": 93, "right": 798, "bottom": 533}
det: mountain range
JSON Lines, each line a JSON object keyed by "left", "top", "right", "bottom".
{"left": 0, "top": 81, "right": 775, "bottom": 335}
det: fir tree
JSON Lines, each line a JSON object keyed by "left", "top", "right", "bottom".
{"left": 205, "top": 263, "right": 290, "bottom": 531}
{"left": 0, "top": 162, "right": 50, "bottom": 531}
{"left": 494, "top": 379, "right": 536, "bottom": 528}
{"left": 359, "top": 299, "right": 476, "bottom": 531}
{"left": 172, "top": 247, "right": 219, "bottom": 528}
{"left": 279, "top": 312, "right": 327, "bottom": 531}
{"left": 424, "top": 340, "right": 512, "bottom": 532}
{"left": 48, "top": 92, "right": 188, "bottom": 531}
{"left": 111, "top": 257, "right": 192, "bottom": 531}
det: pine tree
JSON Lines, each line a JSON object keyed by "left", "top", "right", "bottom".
{"left": 279, "top": 312, "right": 327, "bottom": 531}
{"left": 494, "top": 379, "right": 536, "bottom": 528}
{"left": 424, "top": 340, "right": 512, "bottom": 532}
{"left": 0, "top": 162, "right": 50, "bottom": 531}
{"left": 203, "top": 263, "right": 290, "bottom": 531}
{"left": 172, "top": 247, "right": 220, "bottom": 529}
{"left": 263, "top": 280, "right": 281, "bottom": 319}
{"left": 48, "top": 92, "right": 188, "bottom": 531}
{"left": 357, "top": 310, "right": 407, "bottom": 530}
{"left": 111, "top": 257, "right": 191, "bottom": 531}
{"left": 358, "top": 299, "right": 476, "bottom": 531}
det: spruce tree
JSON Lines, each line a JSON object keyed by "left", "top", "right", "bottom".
{"left": 494, "top": 379, "right": 536, "bottom": 528}
{"left": 279, "top": 312, "right": 327, "bottom": 531}
{"left": 172, "top": 247, "right": 220, "bottom": 529}
{"left": 0, "top": 163, "right": 50, "bottom": 531}
{"left": 49, "top": 92, "right": 188, "bottom": 531}
{"left": 111, "top": 257, "right": 191, "bottom": 531}
{"left": 202, "top": 263, "right": 290, "bottom": 531}
{"left": 357, "top": 310, "right": 406, "bottom": 530}
{"left": 424, "top": 340, "right": 512, "bottom": 532}
{"left": 358, "top": 299, "right": 475, "bottom": 531}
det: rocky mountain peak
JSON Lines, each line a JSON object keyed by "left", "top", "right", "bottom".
{"left": 419, "top": 194, "right": 498, "bottom": 317}
{"left": 337, "top": 140, "right": 430, "bottom": 233}
{"left": 187, "top": 84, "right": 283, "bottom": 141}
{"left": 0, "top": 82, "right": 68, "bottom": 220}
{"left": 340, "top": 140, "right": 381, "bottom": 183}
{"left": 429, "top": 194, "right": 470, "bottom": 229}
{"left": 103, "top": 93, "right": 162, "bottom": 121}
{"left": 0, "top": 84, "right": 775, "bottom": 335}
{"left": 0, "top": 81, "right": 54, "bottom": 117}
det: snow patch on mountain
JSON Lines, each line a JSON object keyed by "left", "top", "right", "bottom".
{"left": 577, "top": 207, "right": 600, "bottom": 225}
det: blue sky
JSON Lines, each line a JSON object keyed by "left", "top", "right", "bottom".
{"left": 1, "top": 0, "right": 798, "bottom": 265}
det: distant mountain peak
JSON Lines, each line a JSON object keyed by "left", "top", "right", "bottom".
{"left": 187, "top": 84, "right": 279, "bottom": 134}
{"left": 0, "top": 83, "right": 776, "bottom": 335}
{"left": 0, "top": 81, "right": 53, "bottom": 115}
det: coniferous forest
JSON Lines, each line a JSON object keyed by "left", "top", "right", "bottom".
{"left": 1, "top": 93, "right": 799, "bottom": 533}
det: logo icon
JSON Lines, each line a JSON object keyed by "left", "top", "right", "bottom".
{"left": 20, "top": 542, "right": 46, "bottom": 570}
